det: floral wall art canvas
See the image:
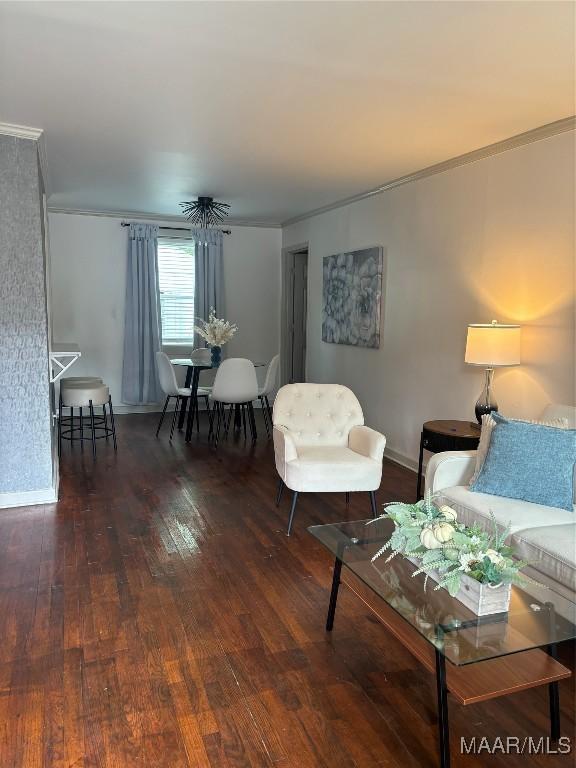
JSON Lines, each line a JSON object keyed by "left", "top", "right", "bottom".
{"left": 322, "top": 246, "right": 383, "bottom": 348}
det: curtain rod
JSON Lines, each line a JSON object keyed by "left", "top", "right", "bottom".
{"left": 121, "top": 221, "right": 231, "bottom": 234}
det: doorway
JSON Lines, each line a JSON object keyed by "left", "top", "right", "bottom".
{"left": 281, "top": 245, "right": 308, "bottom": 384}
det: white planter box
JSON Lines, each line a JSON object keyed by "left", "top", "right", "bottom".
{"left": 409, "top": 559, "right": 512, "bottom": 616}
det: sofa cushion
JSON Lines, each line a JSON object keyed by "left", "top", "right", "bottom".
{"left": 469, "top": 413, "right": 568, "bottom": 486}
{"left": 511, "top": 524, "right": 576, "bottom": 594}
{"left": 470, "top": 413, "right": 575, "bottom": 511}
{"left": 437, "top": 485, "right": 575, "bottom": 538}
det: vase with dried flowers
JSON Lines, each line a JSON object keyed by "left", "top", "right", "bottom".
{"left": 194, "top": 309, "right": 238, "bottom": 366}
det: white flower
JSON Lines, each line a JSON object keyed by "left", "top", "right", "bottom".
{"left": 469, "top": 535, "right": 482, "bottom": 547}
{"left": 458, "top": 552, "right": 478, "bottom": 573}
{"left": 485, "top": 548, "right": 504, "bottom": 565}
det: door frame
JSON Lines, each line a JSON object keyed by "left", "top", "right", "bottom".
{"left": 280, "top": 242, "right": 309, "bottom": 386}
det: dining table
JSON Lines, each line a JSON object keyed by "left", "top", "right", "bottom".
{"left": 171, "top": 358, "right": 265, "bottom": 442}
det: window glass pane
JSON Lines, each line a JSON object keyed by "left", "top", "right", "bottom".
{"left": 157, "top": 238, "right": 195, "bottom": 344}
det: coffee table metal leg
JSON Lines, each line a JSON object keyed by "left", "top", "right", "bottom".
{"left": 545, "top": 602, "right": 561, "bottom": 740}
{"left": 326, "top": 554, "right": 343, "bottom": 632}
{"left": 435, "top": 648, "right": 451, "bottom": 768}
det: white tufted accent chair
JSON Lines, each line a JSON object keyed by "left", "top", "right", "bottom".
{"left": 272, "top": 383, "right": 386, "bottom": 534}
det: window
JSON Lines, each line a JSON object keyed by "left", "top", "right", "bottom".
{"left": 157, "top": 237, "right": 195, "bottom": 344}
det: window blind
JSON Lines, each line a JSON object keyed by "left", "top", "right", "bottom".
{"left": 157, "top": 238, "right": 195, "bottom": 344}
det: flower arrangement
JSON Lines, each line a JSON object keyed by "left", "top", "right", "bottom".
{"left": 369, "top": 493, "right": 530, "bottom": 598}
{"left": 194, "top": 308, "right": 238, "bottom": 347}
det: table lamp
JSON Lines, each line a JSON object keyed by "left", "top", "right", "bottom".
{"left": 465, "top": 320, "right": 521, "bottom": 424}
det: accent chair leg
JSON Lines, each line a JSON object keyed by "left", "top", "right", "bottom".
{"left": 156, "top": 396, "right": 170, "bottom": 437}
{"left": 79, "top": 407, "right": 84, "bottom": 450}
{"left": 276, "top": 478, "right": 284, "bottom": 506}
{"left": 369, "top": 490, "right": 378, "bottom": 518}
{"left": 287, "top": 491, "right": 299, "bottom": 536}
{"left": 345, "top": 492, "right": 350, "bottom": 505}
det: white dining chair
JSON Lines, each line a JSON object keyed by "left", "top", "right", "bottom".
{"left": 273, "top": 383, "right": 386, "bottom": 535}
{"left": 156, "top": 352, "right": 193, "bottom": 440}
{"left": 257, "top": 354, "right": 279, "bottom": 438}
{"left": 209, "top": 358, "right": 259, "bottom": 446}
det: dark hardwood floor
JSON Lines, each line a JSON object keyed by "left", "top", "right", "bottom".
{"left": 0, "top": 412, "right": 574, "bottom": 767}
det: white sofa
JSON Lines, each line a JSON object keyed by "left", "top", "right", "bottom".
{"left": 425, "top": 405, "right": 576, "bottom": 603}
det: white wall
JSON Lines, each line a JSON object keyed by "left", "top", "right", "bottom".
{"left": 283, "top": 132, "right": 575, "bottom": 468}
{"left": 48, "top": 213, "right": 281, "bottom": 410}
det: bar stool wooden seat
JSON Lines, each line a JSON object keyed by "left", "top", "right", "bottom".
{"left": 59, "top": 383, "right": 117, "bottom": 458}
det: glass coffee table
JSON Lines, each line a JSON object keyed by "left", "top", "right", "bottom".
{"left": 309, "top": 518, "right": 575, "bottom": 768}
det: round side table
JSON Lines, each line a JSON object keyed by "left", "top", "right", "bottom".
{"left": 416, "top": 420, "right": 481, "bottom": 500}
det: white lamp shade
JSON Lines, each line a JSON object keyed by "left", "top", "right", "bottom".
{"left": 465, "top": 321, "right": 521, "bottom": 367}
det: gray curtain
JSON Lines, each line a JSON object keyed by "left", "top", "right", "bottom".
{"left": 192, "top": 227, "right": 224, "bottom": 348}
{"left": 121, "top": 223, "right": 163, "bottom": 404}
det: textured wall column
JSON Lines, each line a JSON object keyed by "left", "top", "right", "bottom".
{"left": 0, "top": 134, "right": 53, "bottom": 498}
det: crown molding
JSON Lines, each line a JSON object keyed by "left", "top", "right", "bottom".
{"left": 282, "top": 115, "right": 576, "bottom": 227}
{"left": 47, "top": 206, "right": 282, "bottom": 229}
{"left": 0, "top": 121, "right": 43, "bottom": 140}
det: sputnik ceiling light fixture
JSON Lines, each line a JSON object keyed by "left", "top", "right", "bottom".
{"left": 179, "top": 196, "right": 231, "bottom": 228}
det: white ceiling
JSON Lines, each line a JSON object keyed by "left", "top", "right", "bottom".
{"left": 1, "top": 1, "right": 574, "bottom": 225}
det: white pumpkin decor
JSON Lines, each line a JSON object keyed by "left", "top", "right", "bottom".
{"left": 432, "top": 522, "right": 455, "bottom": 544}
{"left": 369, "top": 493, "right": 529, "bottom": 614}
{"left": 439, "top": 505, "right": 458, "bottom": 522}
{"left": 420, "top": 527, "right": 443, "bottom": 550}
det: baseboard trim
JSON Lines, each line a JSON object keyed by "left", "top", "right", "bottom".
{"left": 0, "top": 485, "right": 58, "bottom": 510}
{"left": 384, "top": 447, "right": 420, "bottom": 474}
{"left": 114, "top": 401, "right": 265, "bottom": 415}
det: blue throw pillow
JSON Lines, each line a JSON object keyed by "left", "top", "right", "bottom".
{"left": 470, "top": 412, "right": 575, "bottom": 511}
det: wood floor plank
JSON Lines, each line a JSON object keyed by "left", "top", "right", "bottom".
{"left": 0, "top": 411, "right": 573, "bottom": 767}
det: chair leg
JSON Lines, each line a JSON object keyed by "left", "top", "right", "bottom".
{"left": 58, "top": 393, "right": 62, "bottom": 457}
{"left": 79, "top": 407, "right": 84, "bottom": 450}
{"left": 264, "top": 395, "right": 273, "bottom": 427}
{"left": 260, "top": 396, "right": 271, "bottom": 438}
{"left": 89, "top": 400, "right": 97, "bottom": 459}
{"left": 156, "top": 396, "right": 170, "bottom": 437}
{"left": 369, "top": 491, "right": 378, "bottom": 518}
{"left": 287, "top": 491, "right": 299, "bottom": 536}
{"left": 169, "top": 396, "right": 180, "bottom": 441}
{"left": 242, "top": 404, "right": 247, "bottom": 439}
{"left": 224, "top": 404, "right": 233, "bottom": 438}
{"left": 102, "top": 405, "right": 109, "bottom": 441}
{"left": 276, "top": 478, "right": 284, "bottom": 506}
{"left": 247, "top": 402, "right": 257, "bottom": 442}
{"left": 345, "top": 492, "right": 350, "bottom": 505}
{"left": 108, "top": 396, "right": 118, "bottom": 451}
{"left": 70, "top": 407, "right": 74, "bottom": 448}
{"left": 208, "top": 402, "right": 215, "bottom": 438}
{"left": 214, "top": 404, "right": 223, "bottom": 448}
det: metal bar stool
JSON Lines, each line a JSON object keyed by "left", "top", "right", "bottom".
{"left": 59, "top": 383, "right": 117, "bottom": 458}
{"left": 59, "top": 377, "right": 104, "bottom": 440}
